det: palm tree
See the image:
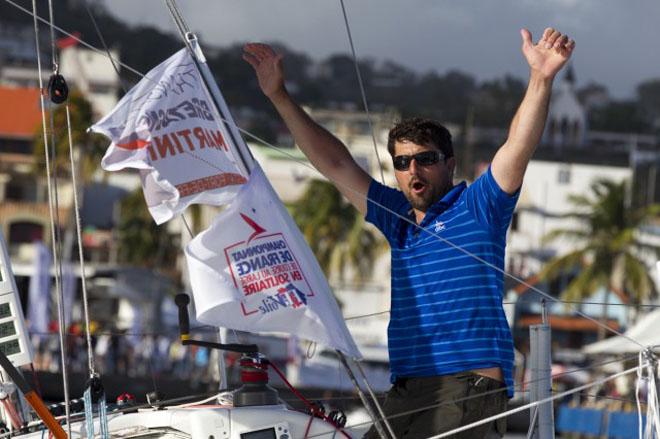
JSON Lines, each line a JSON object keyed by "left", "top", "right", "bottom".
{"left": 31, "top": 92, "right": 108, "bottom": 261}
{"left": 540, "top": 179, "right": 660, "bottom": 338}
{"left": 33, "top": 91, "right": 107, "bottom": 182}
{"left": 291, "top": 179, "right": 387, "bottom": 283}
{"left": 116, "top": 189, "right": 179, "bottom": 273}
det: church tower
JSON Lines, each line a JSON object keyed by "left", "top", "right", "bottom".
{"left": 544, "top": 65, "right": 587, "bottom": 151}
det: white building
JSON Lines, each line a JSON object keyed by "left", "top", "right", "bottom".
{"left": 507, "top": 159, "right": 632, "bottom": 278}
{"left": 59, "top": 43, "right": 121, "bottom": 118}
{"left": 544, "top": 65, "right": 588, "bottom": 150}
{"left": 506, "top": 64, "right": 654, "bottom": 279}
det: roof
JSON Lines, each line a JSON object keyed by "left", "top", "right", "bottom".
{"left": 517, "top": 315, "right": 620, "bottom": 332}
{"left": 584, "top": 308, "right": 660, "bottom": 354}
{"left": 0, "top": 86, "right": 42, "bottom": 139}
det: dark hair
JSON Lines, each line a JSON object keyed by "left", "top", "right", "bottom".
{"left": 387, "top": 117, "right": 453, "bottom": 159}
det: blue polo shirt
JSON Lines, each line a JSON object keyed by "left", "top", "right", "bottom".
{"left": 365, "top": 166, "right": 518, "bottom": 397}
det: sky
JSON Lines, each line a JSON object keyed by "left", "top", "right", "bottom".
{"left": 103, "top": 0, "right": 660, "bottom": 99}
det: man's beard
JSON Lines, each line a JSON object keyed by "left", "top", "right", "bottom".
{"left": 404, "top": 179, "right": 449, "bottom": 213}
{"left": 408, "top": 190, "right": 435, "bottom": 212}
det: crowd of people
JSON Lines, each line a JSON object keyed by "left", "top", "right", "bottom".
{"left": 30, "top": 323, "right": 221, "bottom": 383}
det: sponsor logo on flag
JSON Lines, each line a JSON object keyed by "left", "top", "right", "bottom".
{"left": 185, "top": 166, "right": 361, "bottom": 358}
{"left": 90, "top": 49, "right": 248, "bottom": 224}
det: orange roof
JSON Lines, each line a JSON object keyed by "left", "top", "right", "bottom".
{"left": 0, "top": 86, "right": 42, "bottom": 139}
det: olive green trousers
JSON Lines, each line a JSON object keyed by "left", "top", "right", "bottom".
{"left": 364, "top": 373, "right": 508, "bottom": 439}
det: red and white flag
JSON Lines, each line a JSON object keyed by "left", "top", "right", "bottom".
{"left": 185, "top": 166, "right": 361, "bottom": 358}
{"left": 90, "top": 49, "right": 248, "bottom": 224}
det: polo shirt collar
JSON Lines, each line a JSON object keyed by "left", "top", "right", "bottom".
{"left": 429, "top": 181, "right": 466, "bottom": 213}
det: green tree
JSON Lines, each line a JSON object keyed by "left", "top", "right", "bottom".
{"left": 292, "top": 179, "right": 386, "bottom": 283}
{"left": 588, "top": 100, "right": 651, "bottom": 133}
{"left": 540, "top": 179, "right": 660, "bottom": 337}
{"left": 33, "top": 91, "right": 107, "bottom": 181}
{"left": 471, "top": 75, "right": 526, "bottom": 128}
{"left": 31, "top": 92, "right": 110, "bottom": 262}
{"left": 637, "top": 79, "right": 660, "bottom": 131}
{"left": 116, "top": 189, "right": 179, "bottom": 271}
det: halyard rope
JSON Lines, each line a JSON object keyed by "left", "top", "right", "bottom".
{"left": 338, "top": 0, "right": 386, "bottom": 184}
{"left": 82, "top": 0, "right": 129, "bottom": 94}
{"left": 637, "top": 349, "right": 660, "bottom": 439}
{"left": 65, "top": 106, "right": 96, "bottom": 375}
{"left": 30, "top": 0, "right": 72, "bottom": 433}
{"left": 45, "top": 0, "right": 73, "bottom": 434}
{"left": 304, "top": 364, "right": 643, "bottom": 438}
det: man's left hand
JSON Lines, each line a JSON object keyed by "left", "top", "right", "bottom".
{"left": 521, "top": 27, "right": 575, "bottom": 80}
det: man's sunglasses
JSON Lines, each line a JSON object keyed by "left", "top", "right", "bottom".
{"left": 392, "top": 150, "right": 444, "bottom": 171}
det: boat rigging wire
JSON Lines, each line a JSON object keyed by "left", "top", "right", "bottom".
{"left": 0, "top": 391, "right": 219, "bottom": 439}
{"left": 274, "top": 353, "right": 651, "bottom": 436}
{"left": 429, "top": 363, "right": 646, "bottom": 439}
{"left": 12, "top": 336, "right": 649, "bottom": 437}
{"left": 181, "top": 216, "right": 194, "bottom": 239}
{"left": 343, "top": 298, "right": 660, "bottom": 322}
{"left": 338, "top": 0, "right": 386, "bottom": 184}
{"left": 352, "top": 360, "right": 396, "bottom": 439}
{"left": 276, "top": 351, "right": 646, "bottom": 404}
{"left": 304, "top": 363, "right": 644, "bottom": 439}
{"left": 4, "top": 0, "right": 147, "bottom": 80}
{"left": 636, "top": 349, "right": 660, "bottom": 438}
{"left": 47, "top": 0, "right": 57, "bottom": 73}
{"left": 228, "top": 130, "right": 648, "bottom": 349}
{"left": 29, "top": 0, "right": 73, "bottom": 434}
{"left": 82, "top": 0, "right": 129, "bottom": 95}
{"left": 65, "top": 106, "right": 96, "bottom": 377}
{"left": 45, "top": 0, "right": 74, "bottom": 433}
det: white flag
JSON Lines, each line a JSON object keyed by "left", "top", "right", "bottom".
{"left": 90, "top": 49, "right": 248, "bottom": 224}
{"left": 28, "top": 242, "right": 51, "bottom": 334}
{"left": 61, "top": 263, "right": 75, "bottom": 327}
{"left": 185, "top": 166, "right": 361, "bottom": 358}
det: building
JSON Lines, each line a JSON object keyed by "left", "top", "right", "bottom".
{"left": 502, "top": 68, "right": 660, "bottom": 352}
{"left": 506, "top": 67, "right": 659, "bottom": 279}
{"left": 0, "top": 24, "right": 49, "bottom": 88}
{"left": 309, "top": 107, "right": 399, "bottom": 184}
{"left": 507, "top": 157, "right": 632, "bottom": 278}
{"left": 0, "top": 85, "right": 72, "bottom": 262}
{"left": 543, "top": 65, "right": 588, "bottom": 150}
{"left": 58, "top": 38, "right": 121, "bottom": 118}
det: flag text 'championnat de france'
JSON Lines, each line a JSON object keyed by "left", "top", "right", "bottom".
{"left": 184, "top": 166, "right": 361, "bottom": 357}
{"left": 224, "top": 215, "right": 314, "bottom": 316}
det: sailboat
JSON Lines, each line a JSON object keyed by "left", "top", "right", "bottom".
{"left": 0, "top": 2, "right": 391, "bottom": 439}
{"left": 3, "top": 2, "right": 660, "bottom": 439}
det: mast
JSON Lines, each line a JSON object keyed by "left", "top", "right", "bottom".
{"left": 162, "top": 3, "right": 390, "bottom": 437}
{"left": 163, "top": 0, "right": 253, "bottom": 391}
{"left": 164, "top": 1, "right": 254, "bottom": 176}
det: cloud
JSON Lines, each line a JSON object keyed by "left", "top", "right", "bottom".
{"left": 103, "top": 0, "right": 660, "bottom": 98}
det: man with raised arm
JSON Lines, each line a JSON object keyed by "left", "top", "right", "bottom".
{"left": 244, "top": 27, "right": 574, "bottom": 438}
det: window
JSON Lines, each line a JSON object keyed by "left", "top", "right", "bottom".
{"left": 5, "top": 180, "right": 38, "bottom": 202}
{"left": 558, "top": 167, "right": 571, "bottom": 185}
{"left": 8, "top": 222, "right": 43, "bottom": 244}
{"left": 510, "top": 211, "right": 519, "bottom": 232}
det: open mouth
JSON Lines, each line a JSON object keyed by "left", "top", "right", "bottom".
{"left": 411, "top": 181, "right": 427, "bottom": 195}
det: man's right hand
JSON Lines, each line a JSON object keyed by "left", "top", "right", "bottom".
{"left": 243, "top": 43, "right": 286, "bottom": 101}
{"left": 242, "top": 42, "right": 371, "bottom": 215}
